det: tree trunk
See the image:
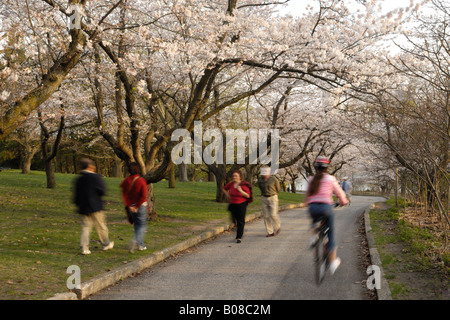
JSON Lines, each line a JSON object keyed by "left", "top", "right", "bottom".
{"left": 73, "top": 154, "right": 78, "bottom": 173}
{"left": 112, "top": 157, "right": 123, "bottom": 178}
{"left": 20, "top": 143, "right": 39, "bottom": 174}
{"left": 208, "top": 169, "right": 216, "bottom": 182}
{"left": 22, "top": 158, "right": 32, "bottom": 174}
{"left": 215, "top": 175, "right": 228, "bottom": 203}
{"left": 147, "top": 183, "right": 157, "bottom": 221}
{"left": 178, "top": 163, "right": 188, "bottom": 182}
{"left": 210, "top": 164, "right": 228, "bottom": 203}
{"left": 21, "top": 149, "right": 36, "bottom": 174}
{"left": 45, "top": 159, "right": 56, "bottom": 189}
{"left": 168, "top": 165, "right": 176, "bottom": 188}
{"left": 291, "top": 182, "right": 297, "bottom": 194}
{"left": 39, "top": 110, "right": 64, "bottom": 189}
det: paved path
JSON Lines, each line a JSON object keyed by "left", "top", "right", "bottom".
{"left": 90, "top": 195, "right": 385, "bottom": 300}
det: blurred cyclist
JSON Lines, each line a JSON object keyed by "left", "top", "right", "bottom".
{"left": 306, "top": 156, "right": 348, "bottom": 275}
{"left": 341, "top": 176, "right": 352, "bottom": 206}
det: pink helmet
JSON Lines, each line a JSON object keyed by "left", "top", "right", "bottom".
{"left": 314, "top": 156, "right": 330, "bottom": 168}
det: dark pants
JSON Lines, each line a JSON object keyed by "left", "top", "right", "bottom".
{"left": 229, "top": 202, "right": 247, "bottom": 239}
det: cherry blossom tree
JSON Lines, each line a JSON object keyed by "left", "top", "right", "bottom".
{"left": 338, "top": 0, "right": 450, "bottom": 242}
{"left": 1, "top": 0, "right": 418, "bottom": 214}
{"left": 0, "top": 0, "right": 92, "bottom": 139}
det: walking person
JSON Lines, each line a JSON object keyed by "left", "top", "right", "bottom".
{"left": 306, "top": 156, "right": 348, "bottom": 275}
{"left": 222, "top": 170, "right": 251, "bottom": 243}
{"left": 120, "top": 162, "right": 148, "bottom": 252}
{"left": 73, "top": 158, "right": 114, "bottom": 255}
{"left": 341, "top": 177, "right": 352, "bottom": 206}
{"left": 257, "top": 166, "right": 281, "bottom": 237}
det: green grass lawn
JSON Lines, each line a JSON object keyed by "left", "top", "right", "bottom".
{"left": 0, "top": 170, "right": 303, "bottom": 300}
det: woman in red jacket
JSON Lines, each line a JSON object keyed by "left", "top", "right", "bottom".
{"left": 120, "top": 162, "right": 148, "bottom": 252}
{"left": 222, "top": 170, "right": 251, "bottom": 243}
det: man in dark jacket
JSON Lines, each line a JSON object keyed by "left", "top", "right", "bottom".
{"left": 74, "top": 158, "right": 113, "bottom": 255}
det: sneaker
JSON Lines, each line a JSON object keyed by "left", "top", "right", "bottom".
{"left": 138, "top": 245, "right": 147, "bottom": 251}
{"left": 81, "top": 249, "right": 91, "bottom": 255}
{"left": 329, "top": 257, "right": 341, "bottom": 275}
{"left": 129, "top": 240, "right": 137, "bottom": 253}
{"left": 103, "top": 241, "right": 114, "bottom": 251}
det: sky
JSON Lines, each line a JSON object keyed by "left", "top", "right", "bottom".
{"left": 281, "top": 0, "right": 428, "bottom": 53}
{"left": 282, "top": 0, "right": 415, "bottom": 16}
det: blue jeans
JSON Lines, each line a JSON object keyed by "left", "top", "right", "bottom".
{"left": 308, "top": 203, "right": 335, "bottom": 251}
{"left": 132, "top": 205, "right": 148, "bottom": 247}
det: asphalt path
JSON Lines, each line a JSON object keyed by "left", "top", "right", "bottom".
{"left": 90, "top": 195, "right": 385, "bottom": 300}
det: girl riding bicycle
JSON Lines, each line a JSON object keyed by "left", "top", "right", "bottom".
{"left": 306, "top": 156, "right": 348, "bottom": 275}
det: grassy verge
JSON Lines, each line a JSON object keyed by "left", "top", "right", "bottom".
{"left": 0, "top": 170, "right": 303, "bottom": 300}
{"left": 369, "top": 199, "right": 449, "bottom": 299}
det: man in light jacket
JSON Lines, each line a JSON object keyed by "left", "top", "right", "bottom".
{"left": 258, "top": 166, "right": 281, "bottom": 237}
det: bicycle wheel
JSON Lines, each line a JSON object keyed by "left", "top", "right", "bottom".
{"left": 314, "top": 236, "right": 327, "bottom": 285}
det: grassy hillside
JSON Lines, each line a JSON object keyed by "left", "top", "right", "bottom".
{"left": 0, "top": 170, "right": 303, "bottom": 299}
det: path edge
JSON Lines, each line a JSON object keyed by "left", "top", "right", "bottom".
{"left": 48, "top": 203, "right": 305, "bottom": 300}
{"left": 364, "top": 204, "right": 392, "bottom": 300}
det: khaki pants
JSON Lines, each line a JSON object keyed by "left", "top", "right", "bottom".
{"left": 80, "top": 211, "right": 110, "bottom": 251}
{"left": 261, "top": 195, "right": 281, "bottom": 235}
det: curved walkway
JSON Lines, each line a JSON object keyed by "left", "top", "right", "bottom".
{"left": 49, "top": 195, "right": 389, "bottom": 300}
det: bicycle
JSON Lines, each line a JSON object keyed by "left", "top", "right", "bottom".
{"left": 311, "top": 216, "right": 330, "bottom": 285}
{"left": 310, "top": 203, "right": 340, "bottom": 285}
